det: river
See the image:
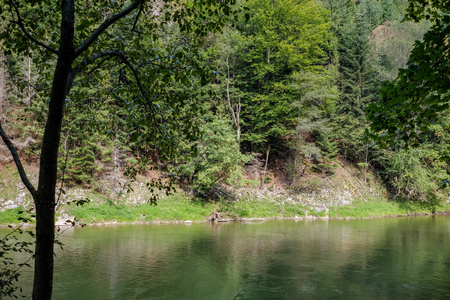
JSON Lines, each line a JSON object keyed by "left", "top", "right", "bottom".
{"left": 5, "top": 216, "right": 450, "bottom": 299}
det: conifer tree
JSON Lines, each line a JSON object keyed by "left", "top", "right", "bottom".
{"left": 329, "top": 0, "right": 383, "bottom": 163}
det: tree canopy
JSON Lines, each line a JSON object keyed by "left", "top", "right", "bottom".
{"left": 1, "top": 0, "right": 450, "bottom": 297}
{"left": 0, "top": 0, "right": 238, "bottom": 298}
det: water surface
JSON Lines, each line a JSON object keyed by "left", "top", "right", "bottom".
{"left": 7, "top": 216, "right": 450, "bottom": 299}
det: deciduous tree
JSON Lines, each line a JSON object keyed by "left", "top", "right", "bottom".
{"left": 0, "top": 0, "right": 236, "bottom": 298}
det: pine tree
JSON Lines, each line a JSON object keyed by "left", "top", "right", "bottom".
{"left": 330, "top": 0, "right": 383, "bottom": 163}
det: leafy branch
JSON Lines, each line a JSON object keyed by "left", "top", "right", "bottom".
{"left": 74, "top": 0, "right": 144, "bottom": 57}
{"left": 8, "top": 0, "right": 58, "bottom": 55}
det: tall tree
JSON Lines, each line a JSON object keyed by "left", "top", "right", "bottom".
{"left": 216, "top": 0, "right": 333, "bottom": 159}
{"left": 0, "top": 0, "right": 236, "bottom": 298}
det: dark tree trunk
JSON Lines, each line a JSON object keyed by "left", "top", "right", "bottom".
{"left": 32, "top": 1, "right": 75, "bottom": 299}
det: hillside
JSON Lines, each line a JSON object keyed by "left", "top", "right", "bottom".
{"left": 1, "top": 0, "right": 449, "bottom": 222}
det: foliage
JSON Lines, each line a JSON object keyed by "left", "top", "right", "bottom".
{"left": 315, "top": 132, "right": 339, "bottom": 173}
{"left": 364, "top": 0, "right": 450, "bottom": 201}
{"left": 369, "top": 19, "right": 430, "bottom": 81}
{"left": 387, "top": 147, "right": 447, "bottom": 200}
{"left": 0, "top": 210, "right": 34, "bottom": 299}
{"left": 2, "top": 4, "right": 450, "bottom": 298}
{"left": 290, "top": 67, "right": 339, "bottom": 181}
{"left": 367, "top": 13, "right": 450, "bottom": 144}
{"left": 0, "top": 0, "right": 241, "bottom": 298}
{"left": 171, "top": 116, "right": 251, "bottom": 193}
{"left": 217, "top": 0, "right": 334, "bottom": 153}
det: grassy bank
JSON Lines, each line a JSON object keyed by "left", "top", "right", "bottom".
{"left": 328, "top": 198, "right": 450, "bottom": 218}
{"left": 61, "top": 194, "right": 308, "bottom": 223}
{"left": 1, "top": 194, "right": 450, "bottom": 225}
{"left": 3, "top": 160, "right": 449, "bottom": 225}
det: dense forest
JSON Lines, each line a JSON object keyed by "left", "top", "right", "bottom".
{"left": 1, "top": 0, "right": 447, "bottom": 202}
{"left": 0, "top": 0, "right": 449, "bottom": 298}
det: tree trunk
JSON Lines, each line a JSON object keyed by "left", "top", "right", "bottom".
{"left": 225, "top": 56, "right": 241, "bottom": 142}
{"left": 0, "top": 55, "right": 7, "bottom": 123}
{"left": 32, "top": 1, "right": 75, "bottom": 299}
{"left": 261, "top": 145, "right": 270, "bottom": 187}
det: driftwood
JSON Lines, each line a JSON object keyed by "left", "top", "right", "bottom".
{"left": 206, "top": 210, "right": 223, "bottom": 222}
{"left": 206, "top": 210, "right": 242, "bottom": 222}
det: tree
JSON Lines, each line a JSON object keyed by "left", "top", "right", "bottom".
{"left": 364, "top": 0, "right": 450, "bottom": 200}
{"left": 170, "top": 116, "right": 251, "bottom": 195}
{"left": 289, "top": 68, "right": 338, "bottom": 183}
{"left": 369, "top": 19, "right": 429, "bottom": 81}
{"left": 0, "top": 0, "right": 236, "bottom": 298}
{"left": 211, "top": 0, "right": 334, "bottom": 178}
{"left": 367, "top": 0, "right": 450, "bottom": 144}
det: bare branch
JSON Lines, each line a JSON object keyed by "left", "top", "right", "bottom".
{"left": 55, "top": 130, "right": 70, "bottom": 208}
{"left": 0, "top": 122, "right": 37, "bottom": 198}
{"left": 226, "top": 56, "right": 241, "bottom": 141}
{"left": 74, "top": 0, "right": 143, "bottom": 57}
{"left": 76, "top": 50, "right": 161, "bottom": 72}
{"left": 9, "top": 0, "right": 58, "bottom": 55}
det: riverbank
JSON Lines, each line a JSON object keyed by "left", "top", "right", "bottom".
{"left": 55, "top": 196, "right": 450, "bottom": 224}
{"left": 1, "top": 192, "right": 450, "bottom": 226}
{"left": 2, "top": 162, "right": 450, "bottom": 225}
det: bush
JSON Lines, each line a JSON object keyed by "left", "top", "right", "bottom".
{"left": 171, "top": 116, "right": 251, "bottom": 194}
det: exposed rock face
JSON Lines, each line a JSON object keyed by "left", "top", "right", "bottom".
{"left": 246, "top": 153, "right": 265, "bottom": 179}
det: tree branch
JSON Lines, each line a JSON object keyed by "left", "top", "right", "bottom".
{"left": 131, "top": 3, "right": 144, "bottom": 32}
{"left": 74, "top": 50, "right": 161, "bottom": 132}
{"left": 0, "top": 122, "right": 37, "bottom": 198}
{"left": 86, "top": 58, "right": 109, "bottom": 74}
{"left": 74, "top": 0, "right": 143, "bottom": 57}
{"left": 105, "top": 51, "right": 162, "bottom": 132}
{"left": 9, "top": 0, "right": 58, "bottom": 55}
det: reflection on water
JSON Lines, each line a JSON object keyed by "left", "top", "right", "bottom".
{"left": 4, "top": 216, "right": 450, "bottom": 299}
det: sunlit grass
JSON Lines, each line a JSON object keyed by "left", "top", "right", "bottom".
{"left": 0, "top": 207, "right": 35, "bottom": 224}
{"left": 216, "top": 198, "right": 305, "bottom": 218}
{"left": 1, "top": 193, "right": 449, "bottom": 225}
{"left": 329, "top": 197, "right": 450, "bottom": 218}
{"left": 66, "top": 194, "right": 215, "bottom": 223}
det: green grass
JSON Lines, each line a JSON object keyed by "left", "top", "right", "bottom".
{"left": 63, "top": 192, "right": 309, "bottom": 224}
{"left": 217, "top": 198, "right": 305, "bottom": 218}
{"left": 1, "top": 193, "right": 450, "bottom": 225}
{"left": 65, "top": 194, "right": 215, "bottom": 223}
{"left": 329, "top": 197, "right": 450, "bottom": 218}
{"left": 66, "top": 196, "right": 306, "bottom": 223}
{"left": 0, "top": 207, "right": 35, "bottom": 224}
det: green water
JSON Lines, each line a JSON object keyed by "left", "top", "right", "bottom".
{"left": 6, "top": 216, "right": 450, "bottom": 299}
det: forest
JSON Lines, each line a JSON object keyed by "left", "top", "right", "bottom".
{"left": 1, "top": 0, "right": 448, "bottom": 202}
{"left": 0, "top": 0, "right": 449, "bottom": 298}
